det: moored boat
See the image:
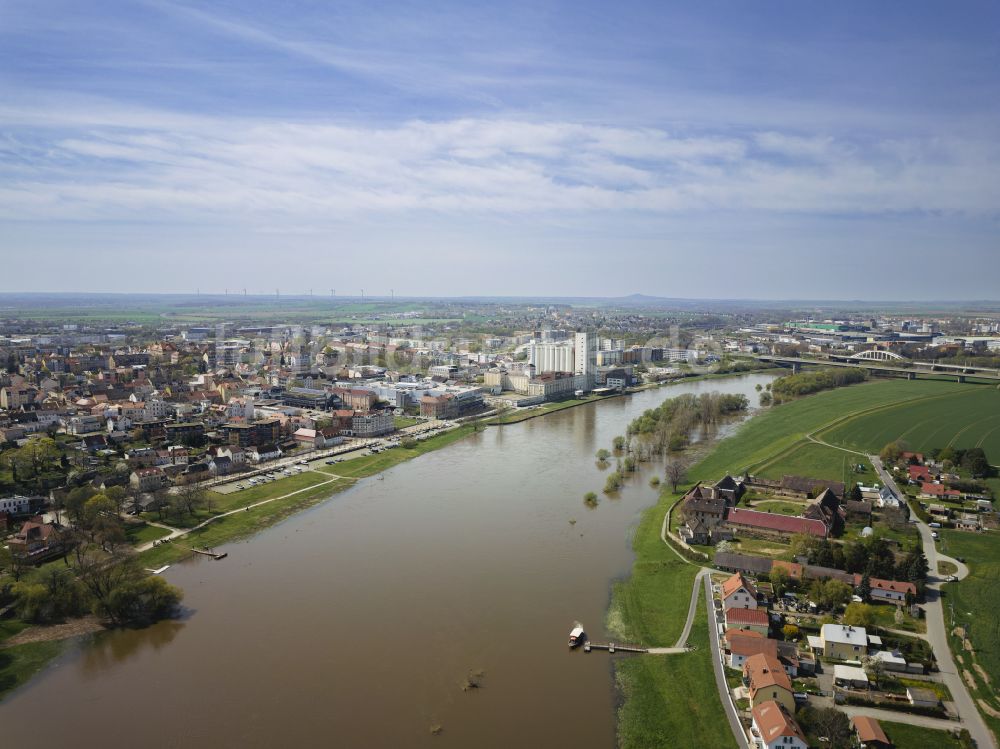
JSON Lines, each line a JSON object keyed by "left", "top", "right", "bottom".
{"left": 568, "top": 625, "right": 585, "bottom": 648}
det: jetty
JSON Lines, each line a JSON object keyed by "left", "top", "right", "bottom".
{"left": 190, "top": 548, "right": 228, "bottom": 560}
{"left": 583, "top": 641, "right": 648, "bottom": 654}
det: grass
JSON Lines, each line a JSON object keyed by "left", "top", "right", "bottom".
{"left": 0, "top": 639, "right": 66, "bottom": 702}
{"left": 750, "top": 500, "right": 805, "bottom": 516}
{"left": 756, "top": 441, "right": 870, "bottom": 488}
{"left": 870, "top": 603, "right": 927, "bottom": 633}
{"left": 139, "top": 477, "right": 355, "bottom": 567}
{"left": 393, "top": 415, "right": 422, "bottom": 429}
{"left": 879, "top": 720, "right": 969, "bottom": 749}
{"left": 125, "top": 523, "right": 171, "bottom": 546}
{"left": 614, "top": 596, "right": 736, "bottom": 749}
{"left": 820, "top": 384, "right": 1000, "bottom": 456}
{"left": 936, "top": 530, "right": 1000, "bottom": 741}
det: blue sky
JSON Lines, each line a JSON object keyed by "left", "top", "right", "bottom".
{"left": 1, "top": 1, "right": 998, "bottom": 299}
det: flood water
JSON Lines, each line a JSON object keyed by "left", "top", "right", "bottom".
{"left": 1, "top": 373, "right": 774, "bottom": 748}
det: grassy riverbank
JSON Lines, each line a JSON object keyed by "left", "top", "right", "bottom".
{"left": 0, "top": 621, "right": 66, "bottom": 702}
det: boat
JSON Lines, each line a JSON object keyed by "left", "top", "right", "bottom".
{"left": 568, "top": 625, "right": 586, "bottom": 648}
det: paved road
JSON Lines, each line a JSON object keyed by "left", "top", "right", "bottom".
{"left": 703, "top": 573, "right": 750, "bottom": 749}
{"left": 841, "top": 705, "right": 964, "bottom": 731}
{"left": 871, "top": 454, "right": 995, "bottom": 749}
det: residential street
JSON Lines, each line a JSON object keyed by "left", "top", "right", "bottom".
{"left": 704, "top": 572, "right": 750, "bottom": 749}
{"left": 871, "top": 454, "right": 995, "bottom": 749}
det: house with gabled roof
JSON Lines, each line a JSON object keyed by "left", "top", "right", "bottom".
{"left": 744, "top": 653, "right": 795, "bottom": 712}
{"left": 751, "top": 700, "right": 808, "bottom": 749}
{"left": 721, "top": 572, "right": 758, "bottom": 611}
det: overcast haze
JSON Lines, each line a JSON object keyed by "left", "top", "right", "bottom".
{"left": 1, "top": 1, "right": 998, "bottom": 299}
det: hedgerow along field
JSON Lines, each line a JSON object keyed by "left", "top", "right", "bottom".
{"left": 818, "top": 383, "right": 1000, "bottom": 459}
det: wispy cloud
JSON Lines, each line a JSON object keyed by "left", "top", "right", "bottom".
{"left": 0, "top": 106, "right": 997, "bottom": 226}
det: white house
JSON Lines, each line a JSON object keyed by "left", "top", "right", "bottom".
{"left": 0, "top": 495, "right": 32, "bottom": 515}
{"left": 750, "top": 700, "right": 808, "bottom": 749}
{"left": 877, "top": 486, "right": 901, "bottom": 509}
{"left": 721, "top": 572, "right": 758, "bottom": 611}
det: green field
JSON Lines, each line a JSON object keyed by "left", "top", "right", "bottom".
{"left": 755, "top": 441, "right": 870, "bottom": 487}
{"left": 879, "top": 720, "right": 970, "bottom": 749}
{"left": 820, "top": 384, "right": 1000, "bottom": 456}
{"left": 938, "top": 531, "right": 1000, "bottom": 741}
{"left": 614, "top": 596, "right": 736, "bottom": 749}
{"left": 125, "top": 522, "right": 172, "bottom": 546}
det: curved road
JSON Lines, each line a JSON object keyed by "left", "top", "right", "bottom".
{"left": 871, "top": 454, "right": 994, "bottom": 749}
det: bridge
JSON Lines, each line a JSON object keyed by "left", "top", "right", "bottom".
{"left": 756, "top": 355, "right": 1000, "bottom": 383}
{"left": 847, "top": 349, "right": 905, "bottom": 362}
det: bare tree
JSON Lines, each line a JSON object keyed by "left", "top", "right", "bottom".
{"left": 665, "top": 456, "right": 691, "bottom": 493}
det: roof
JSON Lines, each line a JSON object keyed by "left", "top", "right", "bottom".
{"left": 822, "top": 623, "right": 867, "bottom": 647}
{"left": 781, "top": 474, "right": 845, "bottom": 497}
{"left": 865, "top": 577, "right": 917, "bottom": 596}
{"left": 752, "top": 700, "right": 806, "bottom": 745}
{"left": 721, "top": 572, "right": 758, "bottom": 601}
{"left": 907, "top": 687, "right": 939, "bottom": 703}
{"left": 714, "top": 551, "right": 773, "bottom": 575}
{"left": 770, "top": 560, "right": 803, "bottom": 580}
{"left": 725, "top": 507, "right": 828, "bottom": 538}
{"left": 726, "top": 608, "right": 769, "bottom": 627}
{"left": 726, "top": 630, "right": 777, "bottom": 658}
{"left": 852, "top": 716, "right": 890, "bottom": 745}
{"left": 834, "top": 664, "right": 869, "bottom": 682}
{"left": 921, "top": 483, "right": 960, "bottom": 497}
{"left": 744, "top": 653, "right": 792, "bottom": 695}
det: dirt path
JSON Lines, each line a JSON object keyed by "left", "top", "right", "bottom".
{"left": 2, "top": 615, "right": 104, "bottom": 647}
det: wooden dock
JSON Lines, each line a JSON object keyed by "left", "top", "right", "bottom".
{"left": 190, "top": 548, "right": 228, "bottom": 560}
{"left": 583, "top": 641, "right": 648, "bottom": 654}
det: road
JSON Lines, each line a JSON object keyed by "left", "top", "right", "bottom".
{"left": 871, "top": 454, "right": 995, "bottom": 749}
{"left": 703, "top": 572, "right": 750, "bottom": 749}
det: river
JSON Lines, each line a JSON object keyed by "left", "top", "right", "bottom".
{"left": 0, "top": 373, "right": 775, "bottom": 748}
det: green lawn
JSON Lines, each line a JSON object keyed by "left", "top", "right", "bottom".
{"left": 614, "top": 596, "right": 736, "bottom": 749}
{"left": 0, "top": 639, "right": 66, "bottom": 702}
{"left": 393, "top": 415, "right": 422, "bottom": 429}
{"left": 755, "top": 441, "right": 870, "bottom": 488}
{"left": 937, "top": 530, "right": 1000, "bottom": 742}
{"left": 820, "top": 384, "right": 1000, "bottom": 457}
{"left": 139, "top": 477, "right": 355, "bottom": 567}
{"left": 879, "top": 720, "right": 970, "bottom": 749}
{"left": 750, "top": 500, "right": 806, "bottom": 516}
{"left": 125, "top": 523, "right": 171, "bottom": 546}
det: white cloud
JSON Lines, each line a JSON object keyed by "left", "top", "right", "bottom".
{"left": 1, "top": 105, "right": 998, "bottom": 225}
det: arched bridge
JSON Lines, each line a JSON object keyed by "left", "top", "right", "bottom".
{"left": 848, "top": 349, "right": 906, "bottom": 362}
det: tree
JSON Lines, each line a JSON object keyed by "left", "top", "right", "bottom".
{"left": 823, "top": 580, "right": 853, "bottom": 610}
{"left": 665, "top": 457, "right": 690, "bottom": 492}
{"left": 769, "top": 566, "right": 791, "bottom": 598}
{"left": 782, "top": 624, "right": 799, "bottom": 641}
{"left": 879, "top": 441, "right": 904, "bottom": 465}
{"left": 583, "top": 492, "right": 598, "bottom": 507}
{"left": 857, "top": 572, "right": 872, "bottom": 602}
{"left": 849, "top": 484, "right": 863, "bottom": 502}
{"left": 595, "top": 449, "right": 611, "bottom": 461}
{"left": 176, "top": 482, "right": 207, "bottom": 518}
{"left": 844, "top": 602, "right": 877, "bottom": 630}
{"left": 798, "top": 707, "right": 852, "bottom": 749}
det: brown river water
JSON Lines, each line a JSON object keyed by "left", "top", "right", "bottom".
{"left": 0, "top": 374, "right": 774, "bottom": 748}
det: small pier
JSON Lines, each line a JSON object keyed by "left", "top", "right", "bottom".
{"left": 190, "top": 548, "right": 228, "bottom": 560}
{"left": 583, "top": 641, "right": 648, "bottom": 654}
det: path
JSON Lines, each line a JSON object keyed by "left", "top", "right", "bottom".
{"left": 134, "top": 475, "right": 347, "bottom": 552}
{"left": 840, "top": 705, "right": 963, "bottom": 732}
{"left": 645, "top": 567, "right": 712, "bottom": 654}
{"left": 871, "top": 454, "right": 995, "bottom": 749}
{"left": 703, "top": 572, "right": 750, "bottom": 749}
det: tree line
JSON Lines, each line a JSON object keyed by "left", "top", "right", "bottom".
{"left": 770, "top": 367, "right": 867, "bottom": 402}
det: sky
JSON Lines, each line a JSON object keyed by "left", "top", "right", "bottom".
{"left": 1, "top": 1, "right": 998, "bottom": 299}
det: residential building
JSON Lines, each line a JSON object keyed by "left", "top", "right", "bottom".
{"left": 750, "top": 700, "right": 808, "bottom": 749}
{"left": 0, "top": 495, "right": 32, "bottom": 515}
{"left": 725, "top": 607, "right": 770, "bottom": 636}
{"left": 221, "top": 419, "right": 281, "bottom": 447}
{"left": 743, "top": 653, "right": 795, "bottom": 712}
{"left": 8, "top": 520, "right": 62, "bottom": 559}
{"left": 351, "top": 411, "right": 394, "bottom": 438}
{"left": 851, "top": 716, "right": 891, "bottom": 749}
{"left": 817, "top": 624, "right": 867, "bottom": 660}
{"left": 130, "top": 467, "right": 167, "bottom": 492}
{"left": 721, "top": 572, "right": 758, "bottom": 611}
{"left": 725, "top": 629, "right": 777, "bottom": 671}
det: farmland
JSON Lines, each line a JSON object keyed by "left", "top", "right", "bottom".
{"left": 819, "top": 384, "right": 1000, "bottom": 457}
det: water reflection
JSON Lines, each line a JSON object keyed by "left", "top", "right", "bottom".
{"left": 79, "top": 617, "right": 187, "bottom": 676}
